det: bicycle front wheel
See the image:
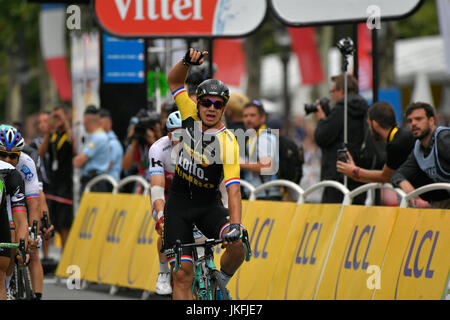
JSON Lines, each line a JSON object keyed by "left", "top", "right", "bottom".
{"left": 210, "top": 270, "right": 229, "bottom": 300}
{"left": 16, "top": 266, "right": 34, "bottom": 300}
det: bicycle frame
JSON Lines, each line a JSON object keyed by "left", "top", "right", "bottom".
{"left": 191, "top": 240, "right": 221, "bottom": 300}
{"left": 172, "top": 230, "right": 252, "bottom": 300}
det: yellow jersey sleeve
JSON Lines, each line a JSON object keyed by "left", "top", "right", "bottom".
{"left": 172, "top": 86, "right": 199, "bottom": 121}
{"left": 219, "top": 129, "right": 240, "bottom": 188}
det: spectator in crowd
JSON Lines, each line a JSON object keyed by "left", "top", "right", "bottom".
{"left": 313, "top": 73, "right": 369, "bottom": 204}
{"left": 74, "top": 105, "right": 110, "bottom": 195}
{"left": 29, "top": 111, "right": 54, "bottom": 261}
{"left": 122, "top": 109, "right": 162, "bottom": 184}
{"left": 34, "top": 111, "right": 52, "bottom": 191}
{"left": 300, "top": 118, "right": 323, "bottom": 203}
{"left": 391, "top": 102, "right": 450, "bottom": 208}
{"left": 99, "top": 109, "right": 124, "bottom": 183}
{"left": 337, "top": 101, "right": 415, "bottom": 183}
{"left": 225, "top": 92, "right": 249, "bottom": 131}
{"left": 38, "top": 105, "right": 74, "bottom": 251}
{"left": 240, "top": 100, "right": 281, "bottom": 200}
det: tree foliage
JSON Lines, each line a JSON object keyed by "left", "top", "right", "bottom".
{"left": 393, "top": 0, "right": 439, "bottom": 39}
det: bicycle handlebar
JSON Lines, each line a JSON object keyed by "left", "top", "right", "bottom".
{"left": 0, "top": 238, "right": 26, "bottom": 253}
{"left": 40, "top": 211, "right": 55, "bottom": 238}
{"left": 172, "top": 229, "right": 252, "bottom": 273}
{"left": 31, "top": 220, "right": 38, "bottom": 242}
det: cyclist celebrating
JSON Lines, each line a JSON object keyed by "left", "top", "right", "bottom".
{"left": 148, "top": 111, "right": 182, "bottom": 295}
{"left": 0, "top": 159, "right": 28, "bottom": 300}
{"left": 0, "top": 125, "right": 44, "bottom": 299}
{"left": 165, "top": 48, "right": 245, "bottom": 300}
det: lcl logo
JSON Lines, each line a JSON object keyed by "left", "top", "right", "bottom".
{"left": 394, "top": 229, "right": 440, "bottom": 299}
{"left": 106, "top": 209, "right": 127, "bottom": 243}
{"left": 79, "top": 207, "right": 98, "bottom": 239}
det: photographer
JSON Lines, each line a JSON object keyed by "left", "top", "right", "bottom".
{"left": 313, "top": 74, "right": 369, "bottom": 204}
{"left": 122, "top": 109, "right": 163, "bottom": 181}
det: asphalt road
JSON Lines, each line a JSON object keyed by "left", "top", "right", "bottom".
{"left": 40, "top": 243, "right": 168, "bottom": 301}
{"left": 42, "top": 276, "right": 168, "bottom": 300}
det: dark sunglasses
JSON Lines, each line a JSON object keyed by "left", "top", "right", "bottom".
{"left": 0, "top": 151, "right": 20, "bottom": 160}
{"left": 199, "top": 98, "right": 225, "bottom": 110}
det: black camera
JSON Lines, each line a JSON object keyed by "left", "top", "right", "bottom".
{"left": 304, "top": 97, "right": 331, "bottom": 116}
{"left": 131, "top": 110, "right": 160, "bottom": 145}
{"left": 337, "top": 37, "right": 355, "bottom": 57}
{"left": 337, "top": 147, "right": 348, "bottom": 163}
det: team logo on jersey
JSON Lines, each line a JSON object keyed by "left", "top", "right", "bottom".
{"left": 12, "top": 186, "right": 25, "bottom": 202}
{"left": 20, "top": 164, "right": 34, "bottom": 182}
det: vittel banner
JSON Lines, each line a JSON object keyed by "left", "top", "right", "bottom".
{"left": 270, "top": 0, "right": 423, "bottom": 26}
{"left": 94, "top": 0, "right": 267, "bottom": 37}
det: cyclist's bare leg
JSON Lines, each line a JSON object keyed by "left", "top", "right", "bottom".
{"left": 172, "top": 261, "right": 194, "bottom": 300}
{"left": 220, "top": 240, "right": 245, "bottom": 277}
{"left": 157, "top": 237, "right": 168, "bottom": 263}
{"left": 29, "top": 249, "right": 43, "bottom": 296}
{"left": 42, "top": 237, "right": 49, "bottom": 259}
{"left": 6, "top": 229, "right": 15, "bottom": 277}
{"left": 0, "top": 257, "right": 10, "bottom": 300}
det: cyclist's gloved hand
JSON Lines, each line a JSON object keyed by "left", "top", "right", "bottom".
{"left": 183, "top": 48, "right": 206, "bottom": 66}
{"left": 223, "top": 224, "right": 241, "bottom": 243}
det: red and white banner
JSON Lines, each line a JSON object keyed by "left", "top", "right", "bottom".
{"left": 39, "top": 5, "right": 72, "bottom": 101}
{"left": 94, "top": 0, "right": 266, "bottom": 37}
{"left": 213, "top": 39, "right": 245, "bottom": 87}
{"left": 288, "top": 27, "right": 324, "bottom": 85}
{"left": 357, "top": 23, "right": 373, "bottom": 91}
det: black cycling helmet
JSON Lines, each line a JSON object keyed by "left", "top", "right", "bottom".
{"left": 196, "top": 79, "right": 230, "bottom": 105}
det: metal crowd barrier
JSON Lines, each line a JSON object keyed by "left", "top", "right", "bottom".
{"left": 399, "top": 183, "right": 450, "bottom": 208}
{"left": 82, "top": 175, "right": 450, "bottom": 209}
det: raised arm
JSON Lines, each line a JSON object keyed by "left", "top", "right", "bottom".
{"left": 167, "top": 49, "right": 208, "bottom": 92}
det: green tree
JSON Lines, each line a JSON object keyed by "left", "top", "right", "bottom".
{"left": 0, "top": 0, "right": 40, "bottom": 123}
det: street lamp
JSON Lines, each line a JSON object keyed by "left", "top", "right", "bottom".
{"left": 275, "top": 28, "right": 292, "bottom": 133}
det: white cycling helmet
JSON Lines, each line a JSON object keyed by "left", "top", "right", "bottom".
{"left": 0, "top": 124, "right": 25, "bottom": 152}
{"left": 166, "top": 111, "right": 182, "bottom": 130}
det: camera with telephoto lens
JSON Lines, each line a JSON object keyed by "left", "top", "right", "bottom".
{"left": 337, "top": 37, "right": 355, "bottom": 56}
{"left": 131, "top": 111, "right": 159, "bottom": 145}
{"left": 304, "top": 97, "right": 331, "bottom": 116}
{"left": 337, "top": 146, "right": 349, "bottom": 163}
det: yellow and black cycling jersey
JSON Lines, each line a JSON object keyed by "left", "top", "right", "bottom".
{"left": 170, "top": 87, "right": 240, "bottom": 200}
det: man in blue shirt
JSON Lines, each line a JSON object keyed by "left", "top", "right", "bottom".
{"left": 73, "top": 105, "right": 110, "bottom": 195}
{"left": 240, "top": 100, "right": 281, "bottom": 200}
{"left": 100, "top": 109, "right": 124, "bottom": 183}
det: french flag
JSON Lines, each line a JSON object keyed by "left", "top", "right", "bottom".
{"left": 39, "top": 4, "right": 72, "bottom": 101}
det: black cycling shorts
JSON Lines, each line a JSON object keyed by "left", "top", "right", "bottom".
{"left": 162, "top": 191, "right": 231, "bottom": 265}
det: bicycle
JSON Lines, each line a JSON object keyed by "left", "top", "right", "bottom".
{"left": 172, "top": 229, "right": 252, "bottom": 300}
{"left": 4, "top": 220, "right": 39, "bottom": 300}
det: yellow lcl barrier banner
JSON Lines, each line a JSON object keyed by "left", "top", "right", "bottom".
{"left": 226, "top": 200, "right": 297, "bottom": 300}
{"left": 267, "top": 203, "right": 343, "bottom": 300}
{"left": 83, "top": 194, "right": 151, "bottom": 285}
{"left": 57, "top": 193, "right": 450, "bottom": 300}
{"left": 315, "top": 205, "right": 399, "bottom": 300}
{"left": 55, "top": 193, "right": 112, "bottom": 279}
{"left": 373, "top": 207, "right": 450, "bottom": 300}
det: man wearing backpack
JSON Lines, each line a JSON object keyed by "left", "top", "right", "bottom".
{"left": 313, "top": 74, "right": 372, "bottom": 204}
{"left": 240, "top": 100, "right": 282, "bottom": 200}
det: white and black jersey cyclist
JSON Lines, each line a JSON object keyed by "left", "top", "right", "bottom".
{"left": 148, "top": 111, "right": 182, "bottom": 295}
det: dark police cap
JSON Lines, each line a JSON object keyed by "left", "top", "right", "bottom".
{"left": 84, "top": 105, "right": 99, "bottom": 115}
